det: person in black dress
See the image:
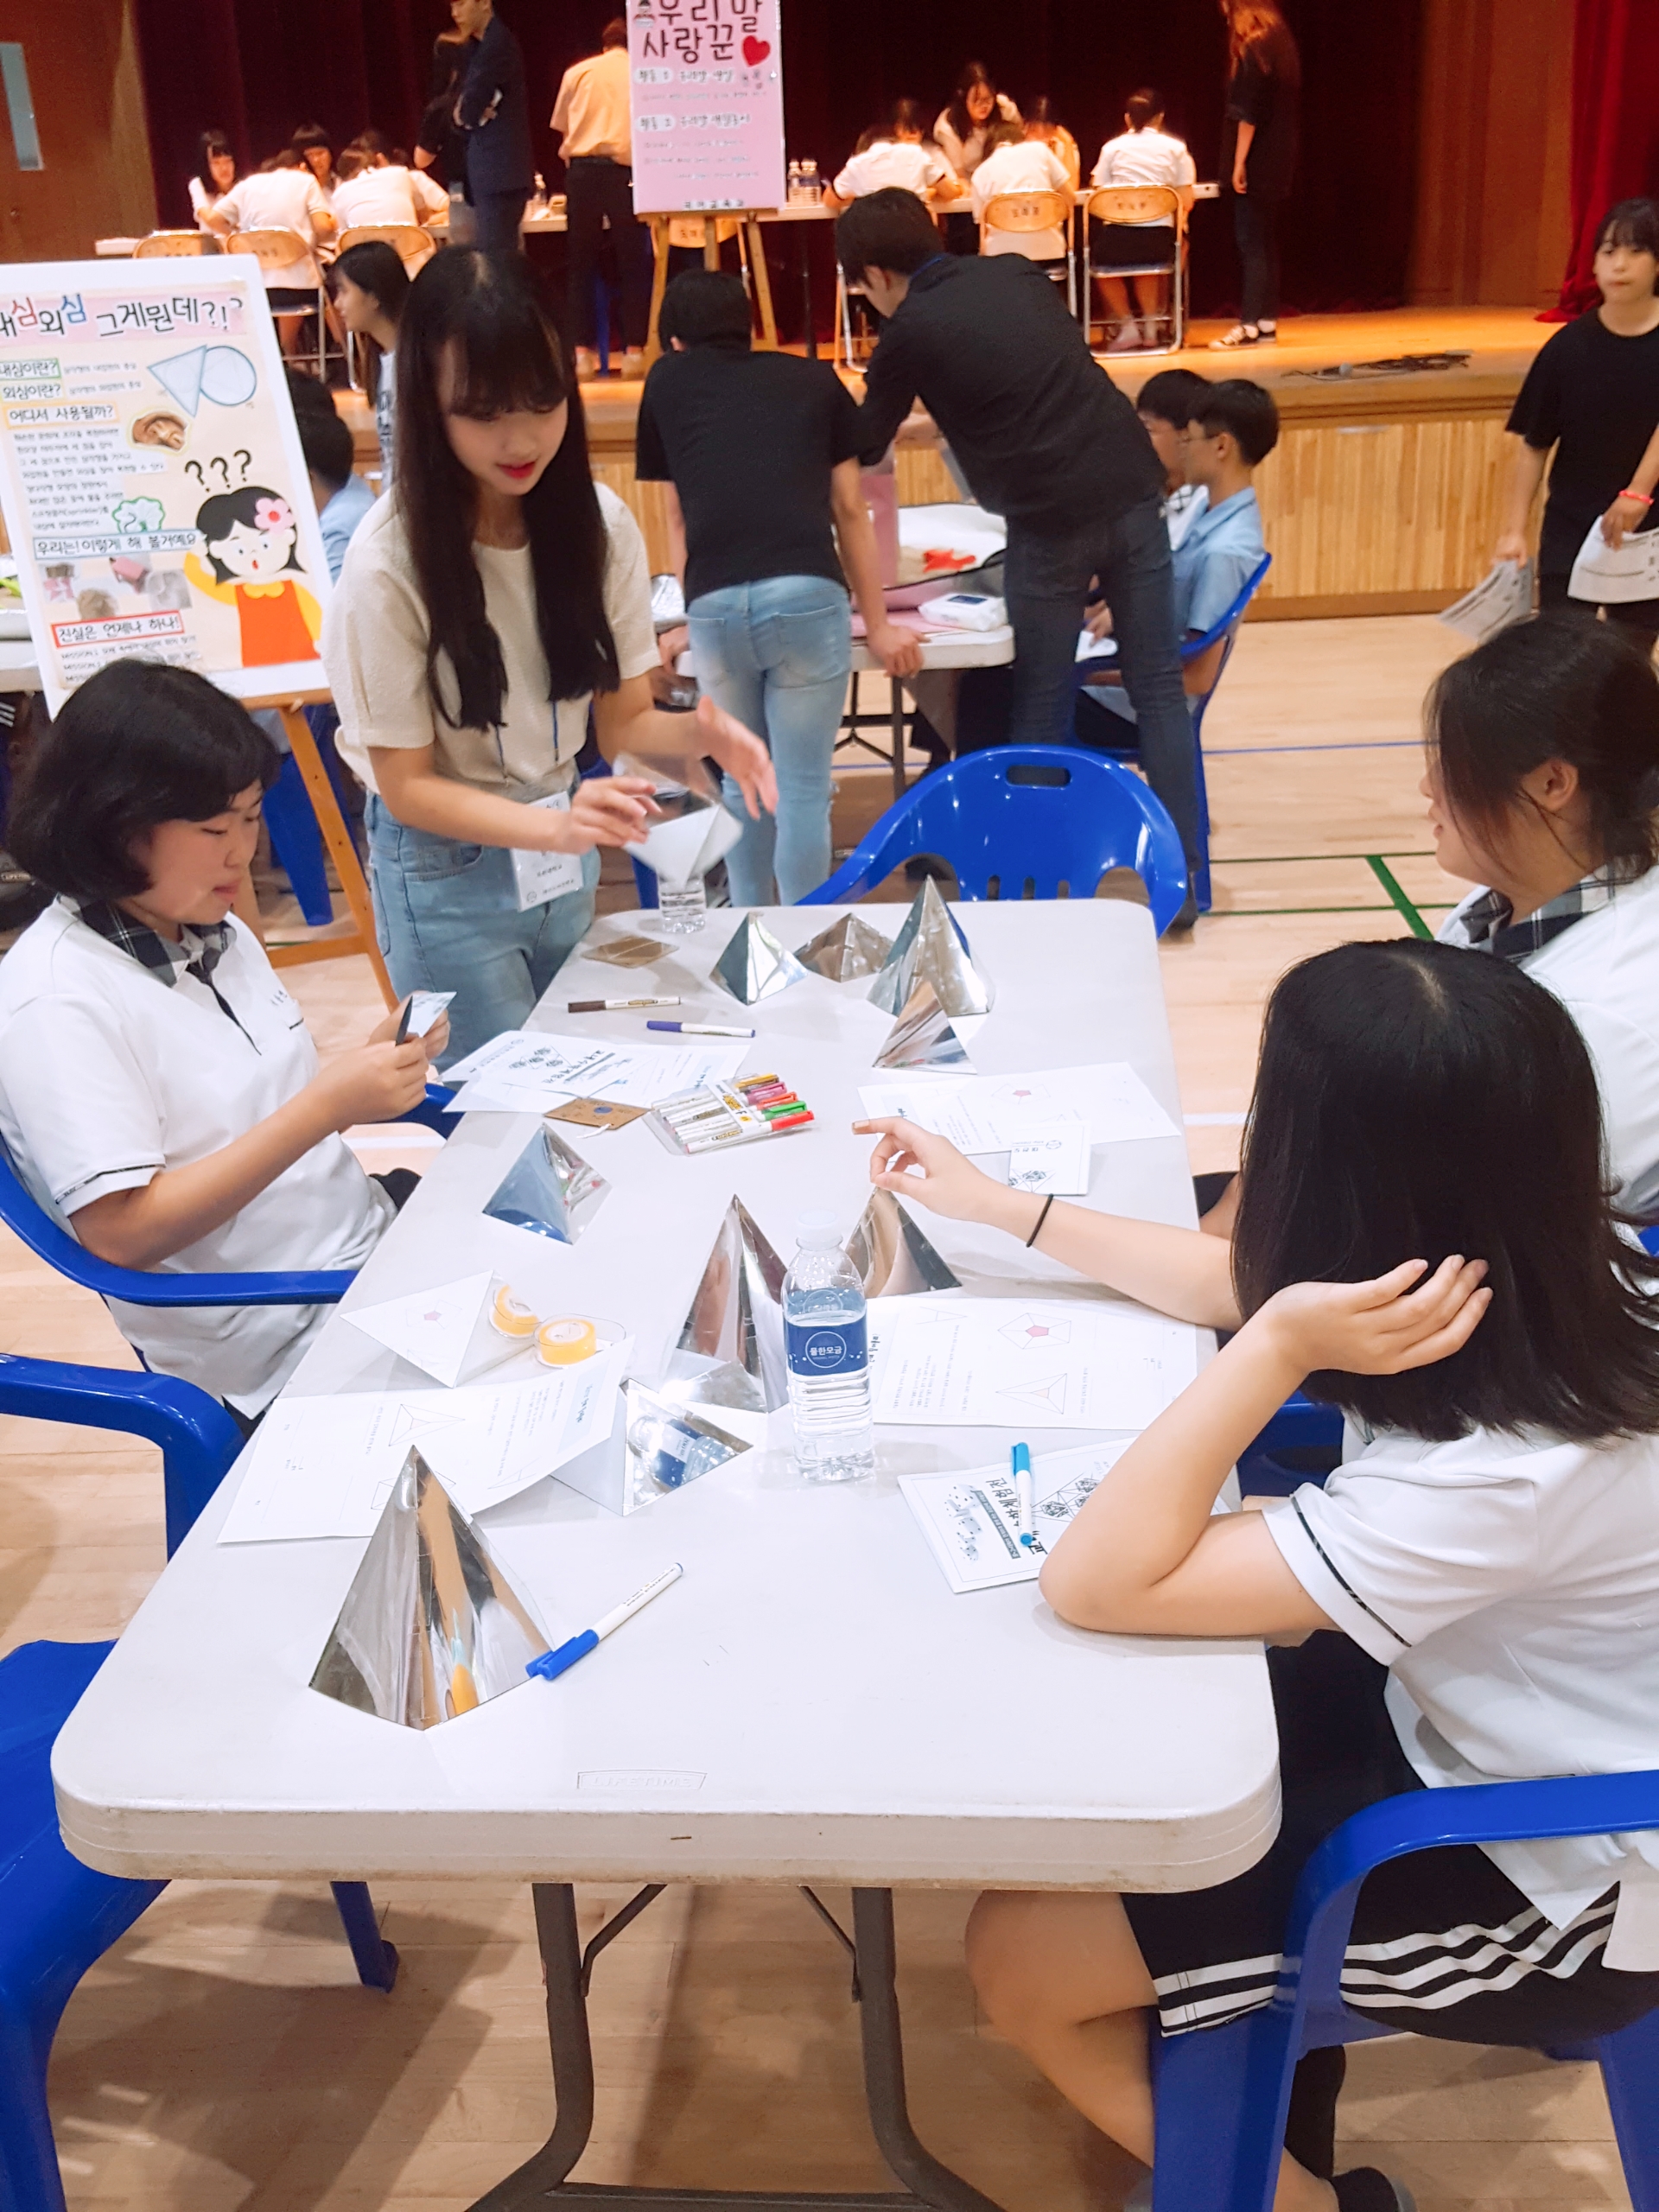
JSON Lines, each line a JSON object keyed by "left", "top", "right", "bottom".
{"left": 1498, "top": 198, "right": 1659, "bottom": 647}
{"left": 1212, "top": 0, "right": 1300, "bottom": 351}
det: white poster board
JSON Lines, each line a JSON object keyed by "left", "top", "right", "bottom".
{"left": 0, "top": 257, "right": 331, "bottom": 712}
{"left": 627, "top": 0, "right": 785, "bottom": 213}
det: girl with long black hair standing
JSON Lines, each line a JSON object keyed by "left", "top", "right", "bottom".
{"left": 1212, "top": 0, "right": 1301, "bottom": 350}
{"left": 322, "top": 250, "right": 775, "bottom": 1066}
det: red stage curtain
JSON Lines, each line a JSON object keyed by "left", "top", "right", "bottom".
{"left": 1555, "top": 0, "right": 1659, "bottom": 314}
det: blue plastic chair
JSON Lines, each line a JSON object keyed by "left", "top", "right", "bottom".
{"left": 800, "top": 746, "right": 1189, "bottom": 933}
{"left": 1075, "top": 550, "right": 1272, "bottom": 914}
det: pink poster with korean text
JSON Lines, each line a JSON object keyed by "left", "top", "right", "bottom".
{"left": 627, "top": 0, "right": 785, "bottom": 213}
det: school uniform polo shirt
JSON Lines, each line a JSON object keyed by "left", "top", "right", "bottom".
{"left": 1087, "top": 485, "right": 1263, "bottom": 724}
{"left": 0, "top": 900, "right": 391, "bottom": 1412}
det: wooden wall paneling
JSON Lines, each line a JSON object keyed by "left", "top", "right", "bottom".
{"left": 0, "top": 0, "right": 156, "bottom": 259}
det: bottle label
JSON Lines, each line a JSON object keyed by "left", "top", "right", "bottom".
{"left": 786, "top": 1314, "right": 868, "bottom": 1377}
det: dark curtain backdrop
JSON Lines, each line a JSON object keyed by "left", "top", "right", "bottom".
{"left": 1555, "top": 0, "right": 1659, "bottom": 314}
{"left": 135, "top": 0, "right": 1421, "bottom": 332}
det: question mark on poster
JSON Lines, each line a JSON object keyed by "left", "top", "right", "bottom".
{"left": 185, "top": 460, "right": 207, "bottom": 491}
{"left": 233, "top": 448, "right": 251, "bottom": 483}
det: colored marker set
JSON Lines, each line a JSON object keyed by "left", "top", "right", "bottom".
{"left": 645, "top": 1071, "right": 815, "bottom": 1156}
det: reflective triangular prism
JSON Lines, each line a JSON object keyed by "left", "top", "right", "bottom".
{"left": 309, "top": 1451, "right": 550, "bottom": 1730}
{"left": 710, "top": 914, "right": 809, "bottom": 1004}
{"left": 622, "top": 1380, "right": 749, "bottom": 1508}
{"left": 847, "top": 1188, "right": 962, "bottom": 1297}
{"left": 795, "top": 912, "right": 894, "bottom": 982}
{"left": 666, "top": 1194, "right": 789, "bottom": 1412}
{"left": 868, "top": 879, "right": 993, "bottom": 1017}
{"left": 483, "top": 1124, "right": 608, "bottom": 1244}
{"left": 874, "top": 976, "right": 972, "bottom": 1071}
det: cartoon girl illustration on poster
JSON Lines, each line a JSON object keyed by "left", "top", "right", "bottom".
{"left": 183, "top": 487, "right": 321, "bottom": 666}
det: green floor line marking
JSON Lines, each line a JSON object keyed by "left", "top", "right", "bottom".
{"left": 1365, "top": 855, "right": 1432, "bottom": 938}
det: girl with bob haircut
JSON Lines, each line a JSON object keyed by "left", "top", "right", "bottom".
{"left": 322, "top": 248, "right": 775, "bottom": 1065}
{"left": 859, "top": 938, "right": 1659, "bottom": 2212}
{"left": 0, "top": 659, "right": 444, "bottom": 1422}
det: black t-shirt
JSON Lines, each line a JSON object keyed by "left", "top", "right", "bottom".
{"left": 1222, "top": 49, "right": 1300, "bottom": 202}
{"left": 1508, "top": 311, "right": 1659, "bottom": 574}
{"left": 635, "top": 346, "right": 861, "bottom": 606}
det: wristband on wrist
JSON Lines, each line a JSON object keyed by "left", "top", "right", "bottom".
{"left": 1025, "top": 1193, "right": 1055, "bottom": 1249}
{"left": 1618, "top": 488, "right": 1655, "bottom": 506}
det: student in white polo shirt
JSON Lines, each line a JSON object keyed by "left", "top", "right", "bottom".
{"left": 861, "top": 939, "right": 1659, "bottom": 2212}
{"left": 0, "top": 661, "right": 446, "bottom": 1426}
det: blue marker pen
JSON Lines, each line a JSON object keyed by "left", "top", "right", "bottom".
{"left": 525, "top": 1563, "right": 683, "bottom": 1683}
{"left": 1013, "top": 1442, "right": 1036, "bottom": 1549}
{"left": 646, "top": 1020, "right": 756, "bottom": 1038}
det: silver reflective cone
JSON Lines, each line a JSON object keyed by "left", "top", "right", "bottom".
{"left": 483, "top": 1123, "right": 609, "bottom": 1244}
{"left": 795, "top": 912, "right": 894, "bottom": 982}
{"left": 710, "top": 914, "right": 810, "bottom": 1004}
{"left": 310, "top": 1450, "right": 550, "bottom": 1730}
{"left": 664, "top": 1194, "right": 789, "bottom": 1412}
{"left": 623, "top": 1379, "right": 749, "bottom": 1510}
{"left": 848, "top": 1187, "right": 962, "bottom": 1296}
{"left": 868, "top": 877, "right": 993, "bottom": 1018}
{"left": 874, "top": 976, "right": 972, "bottom": 1071}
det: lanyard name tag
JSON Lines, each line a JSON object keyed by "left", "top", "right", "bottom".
{"left": 511, "top": 791, "right": 586, "bottom": 912}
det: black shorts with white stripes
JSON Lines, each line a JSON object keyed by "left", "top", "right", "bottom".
{"left": 1122, "top": 1633, "right": 1659, "bottom": 2045}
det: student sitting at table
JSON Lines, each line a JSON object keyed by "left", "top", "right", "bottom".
{"left": 0, "top": 660, "right": 446, "bottom": 1427}
{"left": 290, "top": 121, "right": 338, "bottom": 200}
{"left": 1077, "top": 376, "right": 1274, "bottom": 734}
{"left": 330, "top": 133, "right": 448, "bottom": 235}
{"left": 969, "top": 120, "right": 1071, "bottom": 268}
{"left": 188, "top": 130, "right": 237, "bottom": 227}
{"left": 1090, "top": 91, "right": 1196, "bottom": 352}
{"left": 826, "top": 101, "right": 964, "bottom": 210}
{"left": 1135, "top": 366, "right": 1211, "bottom": 548}
{"left": 860, "top": 936, "right": 1659, "bottom": 2212}
{"left": 203, "top": 150, "right": 336, "bottom": 361}
{"left": 330, "top": 240, "right": 410, "bottom": 487}
{"left": 1022, "top": 97, "right": 1081, "bottom": 191}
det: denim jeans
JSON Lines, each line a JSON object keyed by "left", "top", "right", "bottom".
{"left": 689, "top": 575, "right": 851, "bottom": 905}
{"left": 1001, "top": 493, "right": 1199, "bottom": 865}
{"left": 366, "top": 794, "right": 598, "bottom": 1069}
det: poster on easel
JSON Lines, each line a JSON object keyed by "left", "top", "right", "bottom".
{"left": 627, "top": 0, "right": 785, "bottom": 213}
{"left": 0, "top": 257, "right": 329, "bottom": 715}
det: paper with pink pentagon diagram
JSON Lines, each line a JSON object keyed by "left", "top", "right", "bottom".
{"left": 870, "top": 1297, "right": 1198, "bottom": 1432}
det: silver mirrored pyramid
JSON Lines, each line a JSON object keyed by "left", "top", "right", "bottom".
{"left": 795, "top": 912, "right": 894, "bottom": 982}
{"left": 874, "top": 976, "right": 972, "bottom": 1071}
{"left": 868, "top": 878, "right": 993, "bottom": 1018}
{"left": 847, "top": 1188, "right": 961, "bottom": 1297}
{"left": 483, "top": 1123, "right": 608, "bottom": 1244}
{"left": 310, "top": 1451, "right": 550, "bottom": 1730}
{"left": 710, "top": 914, "right": 809, "bottom": 1004}
{"left": 664, "top": 1195, "right": 788, "bottom": 1412}
{"left": 623, "top": 1380, "right": 749, "bottom": 1509}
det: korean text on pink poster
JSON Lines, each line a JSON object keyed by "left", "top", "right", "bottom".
{"left": 627, "top": 0, "right": 785, "bottom": 213}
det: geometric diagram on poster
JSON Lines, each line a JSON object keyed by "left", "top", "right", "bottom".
{"left": 622, "top": 1379, "right": 750, "bottom": 1510}
{"left": 874, "top": 976, "right": 971, "bottom": 1071}
{"left": 795, "top": 912, "right": 894, "bottom": 982}
{"left": 868, "top": 877, "right": 993, "bottom": 1018}
{"left": 346, "top": 1270, "right": 527, "bottom": 1389}
{"left": 998, "top": 1372, "right": 1069, "bottom": 1414}
{"left": 846, "top": 1186, "right": 960, "bottom": 1298}
{"left": 587, "top": 932, "right": 670, "bottom": 969}
{"left": 483, "top": 1124, "right": 608, "bottom": 1245}
{"left": 308, "top": 1451, "right": 550, "bottom": 1730}
{"left": 149, "top": 342, "right": 257, "bottom": 417}
{"left": 710, "top": 913, "right": 809, "bottom": 1005}
{"left": 998, "top": 1313, "right": 1073, "bottom": 1351}
{"left": 664, "top": 1194, "right": 788, "bottom": 1413}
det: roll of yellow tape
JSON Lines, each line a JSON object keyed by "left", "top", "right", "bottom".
{"left": 537, "top": 1317, "right": 598, "bottom": 1366}
{"left": 490, "top": 1287, "right": 539, "bottom": 1338}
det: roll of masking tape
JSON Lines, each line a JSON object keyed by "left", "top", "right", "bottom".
{"left": 490, "top": 1287, "right": 539, "bottom": 1338}
{"left": 537, "top": 1316, "right": 598, "bottom": 1366}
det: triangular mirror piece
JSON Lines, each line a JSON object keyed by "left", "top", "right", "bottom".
{"left": 795, "top": 912, "right": 894, "bottom": 982}
{"left": 847, "top": 1188, "right": 962, "bottom": 1297}
{"left": 874, "top": 976, "right": 972, "bottom": 1071}
{"left": 483, "top": 1124, "right": 608, "bottom": 1244}
{"left": 623, "top": 1380, "right": 749, "bottom": 1507}
{"left": 665, "top": 1195, "right": 788, "bottom": 1412}
{"left": 309, "top": 1451, "right": 550, "bottom": 1731}
{"left": 711, "top": 914, "right": 809, "bottom": 1004}
{"left": 346, "top": 1270, "right": 524, "bottom": 1389}
{"left": 868, "top": 879, "right": 993, "bottom": 1018}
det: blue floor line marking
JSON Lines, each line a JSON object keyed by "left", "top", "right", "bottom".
{"left": 1206, "top": 740, "right": 1422, "bottom": 757}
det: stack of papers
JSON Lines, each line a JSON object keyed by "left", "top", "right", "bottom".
{"left": 444, "top": 1030, "right": 748, "bottom": 1114}
{"left": 899, "top": 1439, "right": 1133, "bottom": 1592}
{"left": 857, "top": 1064, "right": 1177, "bottom": 1153}
{"left": 871, "top": 1295, "right": 1197, "bottom": 1433}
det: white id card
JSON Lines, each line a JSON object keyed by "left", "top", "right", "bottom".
{"left": 511, "top": 791, "right": 586, "bottom": 912}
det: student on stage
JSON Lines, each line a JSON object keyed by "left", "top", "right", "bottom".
{"left": 934, "top": 63, "right": 1020, "bottom": 251}
{"left": 449, "top": 0, "right": 534, "bottom": 255}
{"left": 551, "top": 17, "right": 653, "bottom": 380}
{"left": 1497, "top": 198, "right": 1659, "bottom": 647}
{"left": 0, "top": 661, "right": 446, "bottom": 1426}
{"left": 1022, "top": 97, "right": 1081, "bottom": 192}
{"left": 203, "top": 150, "right": 336, "bottom": 360}
{"left": 860, "top": 936, "right": 1659, "bottom": 2212}
{"left": 1090, "top": 91, "right": 1196, "bottom": 352}
{"left": 827, "top": 101, "right": 963, "bottom": 210}
{"left": 1213, "top": 0, "right": 1301, "bottom": 350}
{"left": 969, "top": 121, "right": 1070, "bottom": 267}
{"left": 322, "top": 248, "right": 775, "bottom": 1067}
{"left": 290, "top": 123, "right": 339, "bottom": 200}
{"left": 188, "top": 130, "right": 237, "bottom": 227}
{"left": 330, "top": 240, "right": 410, "bottom": 486}
{"left": 330, "top": 136, "right": 449, "bottom": 234}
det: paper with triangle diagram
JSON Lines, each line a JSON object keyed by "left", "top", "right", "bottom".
{"left": 868, "top": 877, "right": 993, "bottom": 1018}
{"left": 710, "top": 914, "right": 809, "bottom": 1004}
{"left": 871, "top": 1295, "right": 1198, "bottom": 1432}
{"left": 796, "top": 912, "right": 894, "bottom": 982}
{"left": 874, "top": 976, "right": 972, "bottom": 1071}
{"left": 635, "top": 803, "right": 744, "bottom": 887}
{"left": 346, "top": 1270, "right": 527, "bottom": 1388}
{"left": 662, "top": 1194, "right": 789, "bottom": 1413}
{"left": 309, "top": 1451, "right": 550, "bottom": 1730}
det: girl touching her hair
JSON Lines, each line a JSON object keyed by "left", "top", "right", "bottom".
{"left": 322, "top": 249, "right": 775, "bottom": 1065}
{"left": 860, "top": 939, "right": 1659, "bottom": 2211}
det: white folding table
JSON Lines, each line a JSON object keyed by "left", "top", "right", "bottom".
{"left": 54, "top": 899, "right": 1278, "bottom": 2212}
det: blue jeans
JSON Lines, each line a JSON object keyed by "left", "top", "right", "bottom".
{"left": 688, "top": 575, "right": 851, "bottom": 906}
{"left": 366, "top": 795, "right": 598, "bottom": 1069}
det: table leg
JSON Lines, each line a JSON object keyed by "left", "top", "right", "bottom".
{"left": 645, "top": 218, "right": 671, "bottom": 367}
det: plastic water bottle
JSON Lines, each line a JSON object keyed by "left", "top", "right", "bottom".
{"left": 787, "top": 160, "right": 804, "bottom": 205}
{"left": 802, "top": 158, "right": 822, "bottom": 203}
{"left": 785, "top": 1212, "right": 875, "bottom": 1483}
{"left": 656, "top": 872, "right": 708, "bottom": 935}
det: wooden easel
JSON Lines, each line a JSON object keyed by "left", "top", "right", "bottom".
{"left": 644, "top": 211, "right": 779, "bottom": 367}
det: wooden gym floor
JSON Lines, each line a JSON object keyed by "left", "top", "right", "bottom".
{"left": 1, "top": 615, "right": 1634, "bottom": 2210}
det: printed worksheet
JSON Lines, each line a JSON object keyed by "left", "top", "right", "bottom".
{"left": 899, "top": 1440, "right": 1135, "bottom": 1592}
{"left": 872, "top": 1297, "right": 1198, "bottom": 1432}
{"left": 444, "top": 1030, "right": 746, "bottom": 1113}
{"left": 857, "top": 1064, "right": 1177, "bottom": 1154}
